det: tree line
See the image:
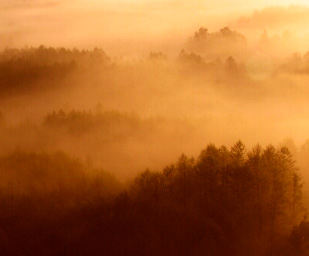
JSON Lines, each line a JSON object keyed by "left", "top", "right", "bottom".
{"left": 0, "top": 46, "right": 111, "bottom": 96}
{"left": 0, "top": 141, "right": 307, "bottom": 255}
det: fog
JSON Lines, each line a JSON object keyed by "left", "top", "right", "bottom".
{"left": 1, "top": 32, "right": 309, "bottom": 179}
{"left": 2, "top": 1, "right": 308, "bottom": 54}
{"left": 1, "top": 2, "right": 309, "bottom": 255}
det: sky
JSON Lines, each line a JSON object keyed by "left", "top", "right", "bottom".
{"left": 1, "top": 0, "right": 309, "bottom": 54}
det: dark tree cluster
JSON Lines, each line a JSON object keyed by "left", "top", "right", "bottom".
{"left": 0, "top": 46, "right": 110, "bottom": 96}
{"left": 279, "top": 52, "right": 309, "bottom": 74}
{"left": 186, "top": 27, "right": 248, "bottom": 60}
{"left": 0, "top": 46, "right": 110, "bottom": 66}
{"left": 177, "top": 49, "right": 246, "bottom": 80}
{"left": 192, "top": 27, "right": 246, "bottom": 42}
{"left": 43, "top": 109, "right": 157, "bottom": 138}
{"left": 0, "top": 142, "right": 307, "bottom": 256}
{"left": 126, "top": 142, "right": 304, "bottom": 256}
{"left": 0, "top": 151, "right": 121, "bottom": 195}
{"left": 148, "top": 52, "right": 167, "bottom": 61}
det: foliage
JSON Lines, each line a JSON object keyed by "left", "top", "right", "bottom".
{"left": 186, "top": 27, "right": 247, "bottom": 60}
{"left": 43, "top": 109, "right": 154, "bottom": 137}
{"left": 0, "top": 46, "right": 110, "bottom": 96}
{"left": 0, "top": 142, "right": 304, "bottom": 255}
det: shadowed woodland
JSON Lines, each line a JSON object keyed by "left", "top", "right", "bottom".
{"left": 0, "top": 41, "right": 309, "bottom": 256}
{"left": 0, "top": 142, "right": 307, "bottom": 256}
{"left": 1, "top": 3, "right": 309, "bottom": 254}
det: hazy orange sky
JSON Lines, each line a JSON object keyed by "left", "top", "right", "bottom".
{"left": 1, "top": 0, "right": 309, "bottom": 54}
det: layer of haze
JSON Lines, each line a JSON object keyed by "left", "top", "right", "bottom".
{"left": 2, "top": 0, "right": 309, "bottom": 55}
{"left": 1, "top": 1, "right": 309, "bottom": 192}
{"left": 1, "top": 2, "right": 309, "bottom": 255}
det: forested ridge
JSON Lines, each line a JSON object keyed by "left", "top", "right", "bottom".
{"left": 0, "top": 23, "right": 309, "bottom": 256}
{"left": 0, "top": 142, "right": 307, "bottom": 256}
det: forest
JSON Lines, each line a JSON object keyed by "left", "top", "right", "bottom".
{"left": 0, "top": 142, "right": 307, "bottom": 256}
{"left": 0, "top": 35, "right": 309, "bottom": 256}
{"left": 1, "top": 1, "right": 309, "bottom": 255}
